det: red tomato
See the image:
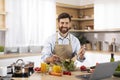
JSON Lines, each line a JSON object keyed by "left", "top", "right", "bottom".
{"left": 80, "top": 65, "right": 87, "bottom": 71}
{"left": 34, "top": 67, "right": 41, "bottom": 71}
{"left": 63, "top": 71, "right": 71, "bottom": 76}
{"left": 67, "top": 72, "right": 71, "bottom": 75}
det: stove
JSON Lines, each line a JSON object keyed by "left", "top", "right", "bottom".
{"left": 12, "top": 73, "right": 29, "bottom": 77}
{"left": 0, "top": 74, "right": 13, "bottom": 80}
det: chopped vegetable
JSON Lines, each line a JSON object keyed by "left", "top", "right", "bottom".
{"left": 62, "top": 59, "right": 75, "bottom": 71}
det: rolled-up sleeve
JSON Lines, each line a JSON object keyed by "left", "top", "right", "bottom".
{"left": 41, "top": 35, "right": 55, "bottom": 62}
{"left": 41, "top": 42, "right": 52, "bottom": 62}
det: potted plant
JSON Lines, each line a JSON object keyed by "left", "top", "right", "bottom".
{"left": 0, "top": 46, "right": 4, "bottom": 54}
{"left": 77, "top": 35, "right": 89, "bottom": 45}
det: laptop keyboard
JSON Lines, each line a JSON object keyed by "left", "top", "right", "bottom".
{"left": 75, "top": 74, "right": 91, "bottom": 80}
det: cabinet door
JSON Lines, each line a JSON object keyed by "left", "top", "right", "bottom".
{"left": 94, "top": 0, "right": 120, "bottom": 30}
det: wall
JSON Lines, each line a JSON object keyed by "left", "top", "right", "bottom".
{"left": 0, "top": 32, "right": 5, "bottom": 46}
{"left": 83, "top": 32, "right": 120, "bottom": 52}
{"left": 76, "top": 51, "right": 120, "bottom": 67}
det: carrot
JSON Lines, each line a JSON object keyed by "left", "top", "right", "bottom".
{"left": 49, "top": 71, "right": 62, "bottom": 76}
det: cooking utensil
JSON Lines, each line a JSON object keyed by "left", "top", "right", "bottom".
{"left": 11, "top": 59, "right": 34, "bottom": 77}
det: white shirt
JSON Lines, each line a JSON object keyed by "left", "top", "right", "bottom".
{"left": 41, "top": 32, "right": 81, "bottom": 62}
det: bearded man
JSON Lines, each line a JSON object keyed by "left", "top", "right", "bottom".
{"left": 41, "top": 13, "right": 86, "bottom": 64}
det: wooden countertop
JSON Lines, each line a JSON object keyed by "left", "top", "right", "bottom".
{"left": 12, "top": 71, "right": 120, "bottom": 80}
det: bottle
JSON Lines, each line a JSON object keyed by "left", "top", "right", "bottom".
{"left": 110, "top": 53, "right": 115, "bottom": 62}
{"left": 111, "top": 38, "right": 116, "bottom": 52}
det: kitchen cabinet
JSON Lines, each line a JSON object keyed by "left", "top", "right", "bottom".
{"left": 56, "top": 2, "right": 94, "bottom": 31}
{"left": 78, "top": 6, "right": 94, "bottom": 30}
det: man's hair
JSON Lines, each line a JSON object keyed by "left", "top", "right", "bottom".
{"left": 58, "top": 12, "right": 71, "bottom": 22}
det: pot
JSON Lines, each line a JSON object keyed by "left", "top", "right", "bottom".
{"left": 13, "top": 59, "right": 29, "bottom": 77}
{"left": 11, "top": 59, "right": 34, "bottom": 77}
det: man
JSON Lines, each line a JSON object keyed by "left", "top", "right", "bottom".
{"left": 41, "top": 12, "right": 85, "bottom": 64}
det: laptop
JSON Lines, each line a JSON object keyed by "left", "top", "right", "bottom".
{"left": 76, "top": 61, "right": 120, "bottom": 80}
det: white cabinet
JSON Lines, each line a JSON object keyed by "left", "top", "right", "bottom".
{"left": 94, "top": 0, "right": 120, "bottom": 30}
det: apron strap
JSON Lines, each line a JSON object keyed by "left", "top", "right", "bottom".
{"left": 69, "top": 33, "right": 71, "bottom": 45}
{"left": 55, "top": 33, "right": 58, "bottom": 44}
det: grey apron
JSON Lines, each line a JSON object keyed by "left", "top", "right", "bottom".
{"left": 53, "top": 33, "right": 73, "bottom": 60}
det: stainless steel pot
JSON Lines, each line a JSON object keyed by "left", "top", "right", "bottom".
{"left": 11, "top": 59, "right": 34, "bottom": 77}
{"left": 14, "top": 59, "right": 28, "bottom": 74}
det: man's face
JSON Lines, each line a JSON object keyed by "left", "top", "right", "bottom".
{"left": 58, "top": 18, "right": 71, "bottom": 34}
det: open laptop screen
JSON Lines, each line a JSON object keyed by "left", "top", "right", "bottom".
{"left": 76, "top": 61, "right": 120, "bottom": 80}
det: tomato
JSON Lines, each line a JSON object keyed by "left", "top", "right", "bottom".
{"left": 67, "top": 72, "right": 71, "bottom": 75}
{"left": 34, "top": 67, "right": 41, "bottom": 71}
{"left": 63, "top": 71, "right": 71, "bottom": 75}
{"left": 80, "top": 65, "right": 87, "bottom": 71}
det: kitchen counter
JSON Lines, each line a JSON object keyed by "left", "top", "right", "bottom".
{"left": 0, "top": 53, "right": 41, "bottom": 59}
{"left": 12, "top": 71, "right": 120, "bottom": 80}
{"left": 0, "top": 51, "right": 120, "bottom": 59}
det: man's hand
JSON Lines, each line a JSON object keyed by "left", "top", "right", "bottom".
{"left": 77, "top": 45, "right": 86, "bottom": 60}
{"left": 72, "top": 45, "right": 86, "bottom": 61}
{"left": 45, "top": 55, "right": 60, "bottom": 63}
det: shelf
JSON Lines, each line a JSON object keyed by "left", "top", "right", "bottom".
{"left": 0, "top": 12, "right": 6, "bottom": 15}
{"left": 69, "top": 28, "right": 120, "bottom": 33}
{"left": 0, "top": 27, "right": 7, "bottom": 31}
{"left": 56, "top": 2, "right": 80, "bottom": 9}
{"left": 79, "top": 4, "right": 94, "bottom": 9}
{"left": 72, "top": 18, "right": 94, "bottom": 21}
{"left": 56, "top": 2, "right": 94, "bottom": 32}
{"left": 56, "top": 2, "right": 94, "bottom": 9}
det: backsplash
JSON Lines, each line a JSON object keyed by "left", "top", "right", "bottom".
{"left": 83, "top": 32, "right": 120, "bottom": 45}
{"left": 0, "top": 31, "right": 120, "bottom": 53}
{"left": 0, "top": 32, "right": 5, "bottom": 46}
{"left": 72, "top": 32, "right": 120, "bottom": 52}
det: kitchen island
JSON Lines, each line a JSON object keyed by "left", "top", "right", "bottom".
{"left": 12, "top": 71, "right": 120, "bottom": 80}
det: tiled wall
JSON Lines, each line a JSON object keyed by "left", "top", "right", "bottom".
{"left": 0, "top": 32, "right": 5, "bottom": 46}
{"left": 83, "top": 32, "right": 120, "bottom": 45}
{"left": 73, "top": 32, "right": 120, "bottom": 52}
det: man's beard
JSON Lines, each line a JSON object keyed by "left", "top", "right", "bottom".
{"left": 59, "top": 27, "right": 70, "bottom": 34}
